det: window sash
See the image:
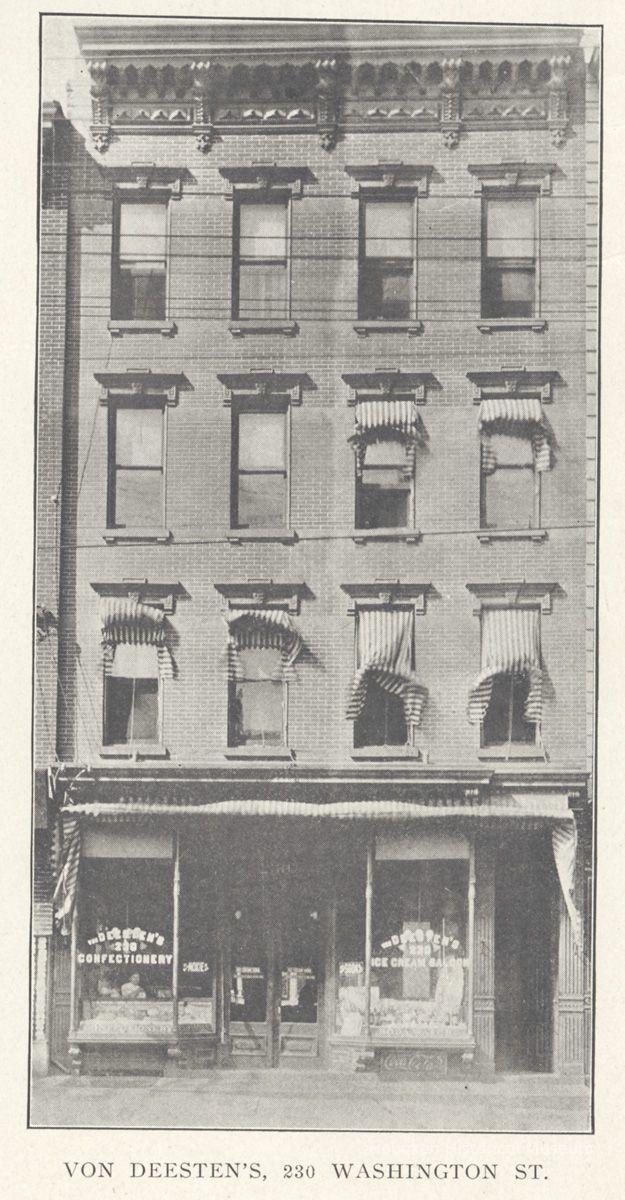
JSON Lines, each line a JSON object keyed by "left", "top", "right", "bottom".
{"left": 481, "top": 673, "right": 537, "bottom": 747}
{"left": 104, "top": 675, "right": 160, "bottom": 745}
{"left": 232, "top": 408, "right": 288, "bottom": 529}
{"left": 108, "top": 405, "right": 165, "bottom": 528}
{"left": 113, "top": 200, "right": 168, "bottom": 321}
{"left": 228, "top": 677, "right": 285, "bottom": 747}
{"left": 234, "top": 199, "right": 289, "bottom": 318}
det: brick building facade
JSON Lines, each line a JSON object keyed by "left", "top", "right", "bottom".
{"left": 35, "top": 21, "right": 598, "bottom": 1099}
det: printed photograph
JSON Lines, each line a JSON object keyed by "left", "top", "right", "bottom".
{"left": 31, "top": 15, "right": 599, "bottom": 1132}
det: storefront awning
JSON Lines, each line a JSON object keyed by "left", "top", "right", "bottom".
{"left": 61, "top": 792, "right": 573, "bottom": 822}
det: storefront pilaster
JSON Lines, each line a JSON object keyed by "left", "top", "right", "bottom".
{"left": 473, "top": 836, "right": 496, "bottom": 1075}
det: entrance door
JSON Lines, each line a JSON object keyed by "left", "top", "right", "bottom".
{"left": 495, "top": 834, "right": 557, "bottom": 1072}
{"left": 228, "top": 862, "right": 322, "bottom": 1067}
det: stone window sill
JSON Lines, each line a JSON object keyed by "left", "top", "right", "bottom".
{"left": 477, "top": 318, "right": 548, "bottom": 333}
{"left": 353, "top": 320, "right": 423, "bottom": 337}
{"left": 227, "top": 528, "right": 297, "bottom": 544}
{"left": 477, "top": 529, "right": 547, "bottom": 544}
{"left": 351, "top": 528, "right": 421, "bottom": 545}
{"left": 228, "top": 319, "right": 298, "bottom": 337}
{"left": 351, "top": 747, "right": 423, "bottom": 761}
{"left": 99, "top": 743, "right": 169, "bottom": 760}
{"left": 103, "top": 528, "right": 171, "bottom": 544}
{"left": 223, "top": 746, "right": 295, "bottom": 761}
{"left": 477, "top": 746, "right": 544, "bottom": 761}
{"left": 108, "top": 319, "right": 177, "bottom": 337}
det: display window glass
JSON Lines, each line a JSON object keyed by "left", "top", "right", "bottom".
{"left": 178, "top": 838, "right": 216, "bottom": 1029}
{"left": 371, "top": 857, "right": 469, "bottom": 1037}
{"left": 335, "top": 850, "right": 367, "bottom": 1037}
{"left": 77, "top": 858, "right": 174, "bottom": 1038}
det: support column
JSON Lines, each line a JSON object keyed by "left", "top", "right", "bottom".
{"left": 473, "top": 835, "right": 496, "bottom": 1076}
{"left": 554, "top": 845, "right": 586, "bottom": 1077}
{"left": 165, "top": 831, "right": 182, "bottom": 1075}
{"left": 31, "top": 936, "right": 50, "bottom": 1076}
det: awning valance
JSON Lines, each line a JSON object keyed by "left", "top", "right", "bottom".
{"left": 226, "top": 608, "right": 302, "bottom": 678}
{"left": 478, "top": 396, "right": 551, "bottom": 472}
{"left": 347, "top": 607, "right": 427, "bottom": 728}
{"left": 468, "top": 607, "right": 542, "bottom": 725}
{"left": 101, "top": 597, "right": 174, "bottom": 678}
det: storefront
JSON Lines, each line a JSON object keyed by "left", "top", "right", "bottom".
{"left": 52, "top": 784, "right": 588, "bottom": 1079}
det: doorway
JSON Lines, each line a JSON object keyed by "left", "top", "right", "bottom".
{"left": 495, "top": 832, "right": 557, "bottom": 1072}
{"left": 227, "top": 846, "right": 323, "bottom": 1068}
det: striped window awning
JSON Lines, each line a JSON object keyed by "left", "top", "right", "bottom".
{"left": 552, "top": 820, "right": 583, "bottom": 947}
{"left": 349, "top": 399, "right": 425, "bottom": 477}
{"left": 101, "top": 597, "right": 174, "bottom": 679}
{"left": 478, "top": 396, "right": 552, "bottom": 473}
{"left": 468, "top": 606, "right": 542, "bottom": 725}
{"left": 53, "top": 815, "right": 81, "bottom": 936}
{"left": 226, "top": 608, "right": 302, "bottom": 679}
{"left": 347, "top": 607, "right": 427, "bottom": 728}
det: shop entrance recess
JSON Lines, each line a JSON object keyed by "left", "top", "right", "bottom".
{"left": 227, "top": 842, "right": 324, "bottom": 1068}
{"left": 494, "top": 832, "right": 558, "bottom": 1072}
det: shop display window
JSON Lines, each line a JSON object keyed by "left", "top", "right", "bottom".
{"left": 371, "top": 856, "right": 469, "bottom": 1037}
{"left": 77, "top": 856, "right": 174, "bottom": 1039}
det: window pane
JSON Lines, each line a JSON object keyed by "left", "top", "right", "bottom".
{"left": 119, "top": 202, "right": 167, "bottom": 262}
{"left": 364, "top": 438, "right": 406, "bottom": 467}
{"left": 239, "top": 203, "right": 287, "bottom": 259}
{"left": 114, "top": 268, "right": 166, "bottom": 321}
{"left": 115, "top": 468, "right": 163, "bottom": 526}
{"left": 483, "top": 673, "right": 535, "bottom": 746}
{"left": 486, "top": 199, "right": 536, "bottom": 258}
{"left": 357, "top": 484, "right": 410, "bottom": 529}
{"left": 364, "top": 201, "right": 413, "bottom": 257}
{"left": 231, "top": 680, "right": 283, "bottom": 746}
{"left": 483, "top": 262, "right": 535, "bottom": 318}
{"left": 116, "top": 407, "right": 163, "bottom": 466}
{"left": 371, "top": 860, "right": 469, "bottom": 1036}
{"left": 238, "top": 411, "right": 285, "bottom": 470}
{"left": 236, "top": 473, "right": 285, "bottom": 527}
{"left": 485, "top": 468, "right": 534, "bottom": 529}
{"left": 104, "top": 677, "right": 158, "bottom": 744}
{"left": 354, "top": 681, "right": 407, "bottom": 746}
{"left": 359, "top": 262, "right": 412, "bottom": 320}
{"left": 237, "top": 262, "right": 287, "bottom": 317}
{"left": 237, "top": 648, "right": 283, "bottom": 681}
{"left": 500, "top": 268, "right": 535, "bottom": 305}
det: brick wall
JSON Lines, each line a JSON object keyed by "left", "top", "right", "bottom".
{"left": 48, "top": 92, "right": 593, "bottom": 773}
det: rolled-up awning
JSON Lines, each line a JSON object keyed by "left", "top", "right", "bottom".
{"left": 53, "top": 815, "right": 81, "bottom": 936}
{"left": 469, "top": 606, "right": 542, "bottom": 725}
{"left": 347, "top": 607, "right": 427, "bottom": 728}
{"left": 552, "top": 820, "right": 583, "bottom": 946}
{"left": 101, "top": 597, "right": 174, "bottom": 679}
{"left": 61, "top": 793, "right": 574, "bottom": 823}
{"left": 226, "top": 608, "right": 302, "bottom": 678}
{"left": 355, "top": 398, "right": 417, "bottom": 434}
{"left": 478, "top": 396, "right": 551, "bottom": 472}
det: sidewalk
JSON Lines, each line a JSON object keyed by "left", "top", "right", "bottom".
{"left": 30, "top": 1071, "right": 591, "bottom": 1132}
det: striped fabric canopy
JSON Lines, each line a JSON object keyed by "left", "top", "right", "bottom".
{"left": 552, "top": 820, "right": 583, "bottom": 947}
{"left": 101, "top": 597, "right": 174, "bottom": 679}
{"left": 468, "top": 607, "right": 542, "bottom": 725}
{"left": 349, "top": 398, "right": 424, "bottom": 478}
{"left": 347, "top": 608, "right": 427, "bottom": 728}
{"left": 53, "top": 815, "right": 81, "bottom": 936}
{"left": 478, "top": 396, "right": 552, "bottom": 473}
{"left": 355, "top": 398, "right": 417, "bottom": 434}
{"left": 226, "top": 608, "right": 302, "bottom": 678}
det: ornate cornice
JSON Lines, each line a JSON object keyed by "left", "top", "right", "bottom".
{"left": 81, "top": 43, "right": 584, "bottom": 153}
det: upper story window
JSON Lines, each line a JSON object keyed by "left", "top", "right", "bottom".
{"left": 467, "top": 587, "right": 552, "bottom": 757}
{"left": 233, "top": 198, "right": 289, "bottom": 320}
{"left": 342, "top": 586, "right": 429, "bottom": 756}
{"left": 108, "top": 401, "right": 164, "bottom": 530}
{"left": 482, "top": 196, "right": 537, "bottom": 319}
{"left": 475, "top": 390, "right": 553, "bottom": 539}
{"left": 112, "top": 199, "right": 168, "bottom": 321}
{"left": 99, "top": 593, "right": 175, "bottom": 756}
{"left": 231, "top": 405, "right": 287, "bottom": 530}
{"left": 357, "top": 435, "right": 411, "bottom": 530}
{"left": 229, "top": 646, "right": 284, "bottom": 749}
{"left": 359, "top": 198, "right": 415, "bottom": 321}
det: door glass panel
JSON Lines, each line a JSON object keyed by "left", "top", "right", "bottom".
{"left": 230, "top": 883, "right": 268, "bottom": 1023}
{"left": 280, "top": 886, "right": 320, "bottom": 1024}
